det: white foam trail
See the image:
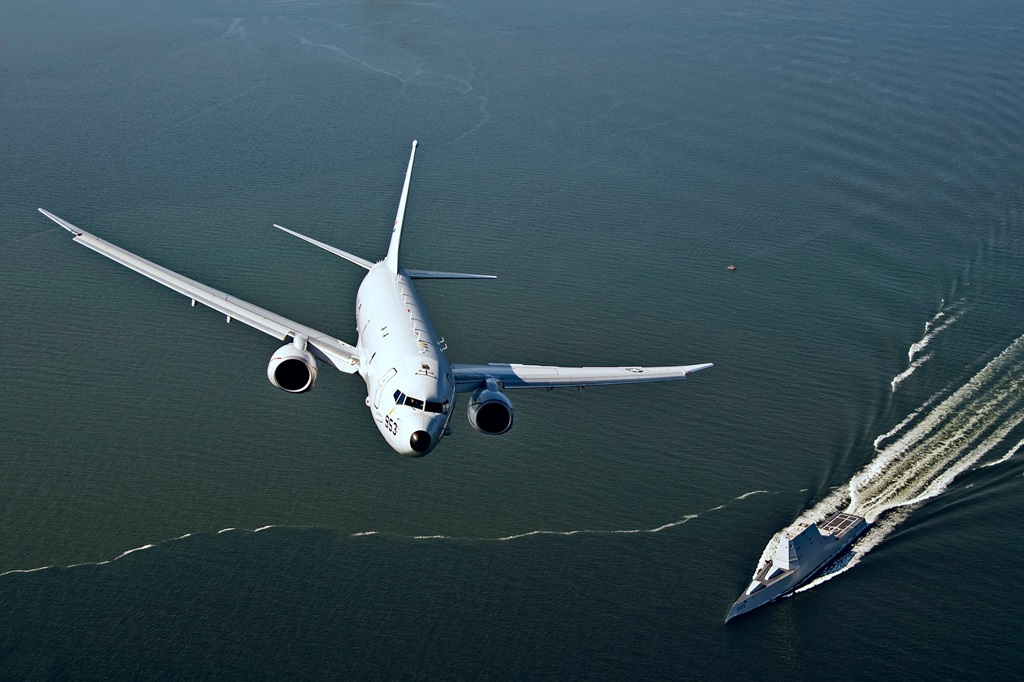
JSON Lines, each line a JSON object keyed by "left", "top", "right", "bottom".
{"left": 852, "top": 334, "right": 1024, "bottom": 520}
{"left": 891, "top": 300, "right": 963, "bottom": 393}
{"left": 488, "top": 515, "right": 695, "bottom": 542}
{"left": 980, "top": 436, "right": 1024, "bottom": 468}
{"left": 924, "top": 305, "right": 946, "bottom": 334}
{"left": 0, "top": 532, "right": 200, "bottom": 579}
{"left": 117, "top": 544, "right": 154, "bottom": 558}
{"left": 872, "top": 394, "right": 937, "bottom": 449}
{"left": 867, "top": 405, "right": 1024, "bottom": 515}
{"left": 399, "top": 490, "right": 770, "bottom": 543}
{"left": 890, "top": 353, "right": 931, "bottom": 392}
{"left": 915, "top": 300, "right": 964, "bottom": 358}
{"left": 2, "top": 491, "right": 773, "bottom": 581}
{"left": 754, "top": 332, "right": 1024, "bottom": 596}
{"left": 795, "top": 508, "right": 910, "bottom": 592}
{"left": 0, "top": 565, "right": 56, "bottom": 577}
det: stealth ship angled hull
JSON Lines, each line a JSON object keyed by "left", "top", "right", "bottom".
{"left": 727, "top": 512, "right": 868, "bottom": 622}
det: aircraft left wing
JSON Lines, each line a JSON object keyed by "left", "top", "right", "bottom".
{"left": 451, "top": 362, "right": 712, "bottom": 392}
{"left": 38, "top": 209, "right": 360, "bottom": 374}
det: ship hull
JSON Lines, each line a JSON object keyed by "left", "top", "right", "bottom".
{"left": 727, "top": 512, "right": 869, "bottom": 622}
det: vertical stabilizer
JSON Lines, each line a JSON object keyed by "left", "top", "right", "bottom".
{"left": 386, "top": 140, "right": 418, "bottom": 274}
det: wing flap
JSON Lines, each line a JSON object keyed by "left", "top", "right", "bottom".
{"left": 451, "top": 362, "right": 713, "bottom": 392}
{"left": 39, "top": 209, "right": 360, "bottom": 373}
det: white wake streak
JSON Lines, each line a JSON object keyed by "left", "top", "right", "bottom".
{"left": 0, "top": 491, "right": 771, "bottom": 580}
{"left": 890, "top": 353, "right": 931, "bottom": 392}
{"left": 852, "top": 333, "right": 1024, "bottom": 520}
{"left": 754, "top": 331, "right": 1024, "bottom": 592}
{"left": 891, "top": 300, "right": 963, "bottom": 392}
{"left": 981, "top": 436, "right": 1024, "bottom": 468}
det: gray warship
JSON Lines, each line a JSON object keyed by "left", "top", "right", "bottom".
{"left": 727, "top": 511, "right": 869, "bottom": 622}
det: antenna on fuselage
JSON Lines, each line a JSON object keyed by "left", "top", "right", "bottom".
{"left": 385, "top": 140, "right": 418, "bottom": 274}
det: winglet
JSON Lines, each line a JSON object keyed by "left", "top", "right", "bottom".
{"left": 385, "top": 140, "right": 418, "bottom": 274}
{"left": 38, "top": 208, "right": 83, "bottom": 236}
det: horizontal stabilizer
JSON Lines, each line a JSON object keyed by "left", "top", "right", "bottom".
{"left": 404, "top": 269, "right": 496, "bottom": 280}
{"left": 273, "top": 224, "right": 373, "bottom": 270}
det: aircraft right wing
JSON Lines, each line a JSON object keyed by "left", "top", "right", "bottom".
{"left": 38, "top": 209, "right": 360, "bottom": 374}
{"left": 451, "top": 362, "right": 713, "bottom": 392}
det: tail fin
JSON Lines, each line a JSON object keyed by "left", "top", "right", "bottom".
{"left": 385, "top": 140, "right": 418, "bottom": 274}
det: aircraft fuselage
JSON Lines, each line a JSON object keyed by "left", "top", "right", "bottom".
{"left": 356, "top": 264, "right": 454, "bottom": 456}
{"left": 38, "top": 140, "right": 712, "bottom": 458}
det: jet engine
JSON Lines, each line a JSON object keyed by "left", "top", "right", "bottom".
{"left": 467, "top": 379, "right": 515, "bottom": 435}
{"left": 267, "top": 342, "right": 318, "bottom": 393}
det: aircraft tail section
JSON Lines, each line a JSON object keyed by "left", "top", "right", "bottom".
{"left": 276, "top": 140, "right": 494, "bottom": 280}
{"left": 385, "top": 140, "right": 418, "bottom": 274}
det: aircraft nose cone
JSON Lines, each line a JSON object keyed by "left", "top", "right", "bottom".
{"left": 409, "top": 430, "right": 432, "bottom": 454}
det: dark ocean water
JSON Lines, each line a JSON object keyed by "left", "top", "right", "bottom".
{"left": 2, "top": 0, "right": 1023, "bottom": 678}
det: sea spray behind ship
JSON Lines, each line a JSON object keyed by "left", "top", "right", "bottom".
{"left": 731, "top": 325, "right": 1024, "bottom": 619}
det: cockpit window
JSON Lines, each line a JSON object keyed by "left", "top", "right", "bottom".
{"left": 394, "top": 389, "right": 448, "bottom": 413}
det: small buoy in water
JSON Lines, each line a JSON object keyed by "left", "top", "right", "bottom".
{"left": 727, "top": 264, "right": 737, "bottom": 271}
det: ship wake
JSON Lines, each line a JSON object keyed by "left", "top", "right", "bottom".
{"left": 891, "top": 298, "right": 964, "bottom": 392}
{"left": 756, "top": 330, "right": 1024, "bottom": 590}
{"left": 1, "top": 490, "right": 773, "bottom": 581}
{"left": 851, "top": 332, "right": 1024, "bottom": 520}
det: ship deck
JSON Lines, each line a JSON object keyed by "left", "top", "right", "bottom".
{"left": 819, "top": 512, "right": 864, "bottom": 537}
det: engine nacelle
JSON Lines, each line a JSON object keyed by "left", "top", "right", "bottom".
{"left": 267, "top": 342, "right": 318, "bottom": 393}
{"left": 467, "top": 380, "right": 515, "bottom": 435}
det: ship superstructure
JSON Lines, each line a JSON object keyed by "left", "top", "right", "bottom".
{"left": 727, "top": 512, "right": 868, "bottom": 622}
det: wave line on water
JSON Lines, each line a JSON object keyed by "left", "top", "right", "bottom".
{"left": 892, "top": 298, "right": 964, "bottom": 392}
{"left": 891, "top": 353, "right": 932, "bottom": 392}
{"left": 852, "top": 332, "right": 1024, "bottom": 520}
{"left": 980, "top": 436, "right": 1024, "bottom": 468}
{"left": 0, "top": 491, "right": 773, "bottom": 580}
{"left": 0, "top": 531, "right": 198, "bottom": 580}
{"left": 358, "top": 489, "right": 772, "bottom": 543}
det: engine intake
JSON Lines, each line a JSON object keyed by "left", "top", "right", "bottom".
{"left": 267, "top": 342, "right": 318, "bottom": 393}
{"left": 467, "top": 379, "right": 514, "bottom": 435}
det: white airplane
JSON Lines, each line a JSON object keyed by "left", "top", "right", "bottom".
{"left": 39, "top": 141, "right": 711, "bottom": 456}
